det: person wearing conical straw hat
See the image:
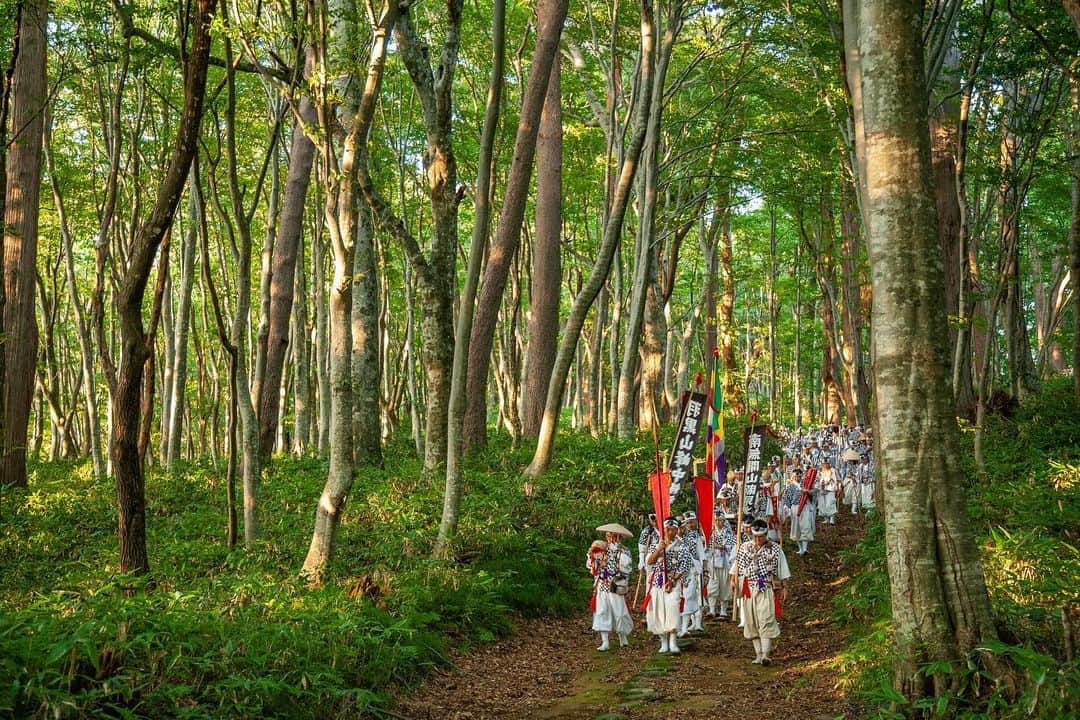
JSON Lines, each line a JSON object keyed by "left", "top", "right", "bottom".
{"left": 730, "top": 518, "right": 791, "bottom": 665}
{"left": 588, "top": 524, "right": 634, "bottom": 651}
{"left": 644, "top": 518, "right": 691, "bottom": 654}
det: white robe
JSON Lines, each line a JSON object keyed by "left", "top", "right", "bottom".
{"left": 589, "top": 547, "right": 634, "bottom": 635}
{"left": 680, "top": 534, "right": 705, "bottom": 617}
{"left": 819, "top": 468, "right": 838, "bottom": 518}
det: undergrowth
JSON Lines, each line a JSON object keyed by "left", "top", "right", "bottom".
{"left": 0, "top": 430, "right": 660, "bottom": 719}
{"left": 831, "top": 378, "right": 1080, "bottom": 719}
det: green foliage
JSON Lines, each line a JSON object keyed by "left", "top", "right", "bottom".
{"left": 0, "top": 430, "right": 651, "bottom": 719}
{"left": 831, "top": 379, "right": 1080, "bottom": 718}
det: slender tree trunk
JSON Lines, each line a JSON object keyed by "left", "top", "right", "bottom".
{"left": 112, "top": 0, "right": 216, "bottom": 574}
{"left": 45, "top": 118, "right": 106, "bottom": 478}
{"left": 855, "top": 0, "right": 1009, "bottom": 704}
{"left": 259, "top": 82, "right": 317, "bottom": 461}
{"left": 1067, "top": 74, "right": 1079, "bottom": 400}
{"left": 464, "top": 0, "right": 569, "bottom": 449}
{"left": 292, "top": 234, "right": 311, "bottom": 455}
{"left": 302, "top": 0, "right": 397, "bottom": 582}
{"left": 1, "top": 0, "right": 47, "bottom": 488}
{"left": 435, "top": 0, "right": 506, "bottom": 556}
{"left": 523, "top": 51, "right": 562, "bottom": 440}
{"left": 166, "top": 193, "right": 198, "bottom": 467}
{"left": 351, "top": 194, "right": 382, "bottom": 464}
{"left": 527, "top": 0, "right": 657, "bottom": 477}
{"left": 314, "top": 216, "right": 331, "bottom": 453}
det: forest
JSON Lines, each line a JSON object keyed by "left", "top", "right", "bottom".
{"left": 0, "top": 0, "right": 1078, "bottom": 718}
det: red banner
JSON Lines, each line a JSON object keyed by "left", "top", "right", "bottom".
{"left": 649, "top": 470, "right": 671, "bottom": 526}
{"left": 693, "top": 475, "right": 714, "bottom": 544}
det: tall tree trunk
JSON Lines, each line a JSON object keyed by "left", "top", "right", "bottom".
{"left": 1070, "top": 76, "right": 1080, "bottom": 401}
{"left": 302, "top": 0, "right": 397, "bottom": 582}
{"left": 436, "top": 0, "right": 506, "bottom": 556}
{"left": 464, "top": 0, "right": 569, "bottom": 449}
{"left": 855, "top": 0, "right": 1009, "bottom": 704}
{"left": 351, "top": 195, "right": 382, "bottom": 464}
{"left": 617, "top": 6, "right": 683, "bottom": 437}
{"left": 522, "top": 51, "right": 563, "bottom": 440}
{"left": 166, "top": 192, "right": 198, "bottom": 467}
{"left": 526, "top": 0, "right": 657, "bottom": 477}
{"left": 359, "top": 4, "right": 461, "bottom": 474}
{"left": 1, "top": 0, "right": 47, "bottom": 488}
{"left": 258, "top": 81, "right": 316, "bottom": 461}
{"left": 111, "top": 0, "right": 216, "bottom": 574}
{"left": 718, "top": 213, "right": 744, "bottom": 413}
{"left": 45, "top": 115, "right": 106, "bottom": 478}
{"left": 314, "top": 210, "right": 331, "bottom": 453}
{"left": 292, "top": 234, "right": 311, "bottom": 455}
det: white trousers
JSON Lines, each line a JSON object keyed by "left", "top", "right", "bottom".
{"left": 592, "top": 590, "right": 634, "bottom": 635}
{"left": 645, "top": 584, "right": 681, "bottom": 635}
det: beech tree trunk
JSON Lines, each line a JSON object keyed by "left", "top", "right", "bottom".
{"left": 258, "top": 80, "right": 317, "bottom": 461}
{"left": 302, "top": 0, "right": 397, "bottom": 581}
{"left": 166, "top": 193, "right": 198, "bottom": 467}
{"left": 351, "top": 195, "right": 381, "bottom": 464}
{"left": 522, "top": 52, "right": 563, "bottom": 440}
{"left": 1, "top": 0, "right": 47, "bottom": 488}
{"left": 112, "top": 0, "right": 216, "bottom": 574}
{"left": 855, "top": 0, "right": 1008, "bottom": 705}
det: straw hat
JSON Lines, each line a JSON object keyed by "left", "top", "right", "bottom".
{"left": 596, "top": 523, "right": 633, "bottom": 537}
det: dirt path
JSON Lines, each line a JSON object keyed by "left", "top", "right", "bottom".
{"left": 396, "top": 516, "right": 865, "bottom": 720}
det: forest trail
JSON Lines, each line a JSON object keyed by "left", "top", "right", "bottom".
{"left": 397, "top": 515, "right": 866, "bottom": 720}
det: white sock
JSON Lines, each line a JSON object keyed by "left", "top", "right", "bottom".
{"left": 752, "top": 638, "right": 762, "bottom": 660}
{"left": 618, "top": 633, "right": 629, "bottom": 647}
{"left": 693, "top": 609, "right": 704, "bottom": 629}
{"left": 708, "top": 599, "right": 717, "bottom": 614}
{"left": 669, "top": 632, "right": 680, "bottom": 653}
{"left": 597, "top": 631, "right": 609, "bottom": 650}
{"left": 761, "top": 637, "right": 772, "bottom": 658}
{"left": 659, "top": 634, "right": 669, "bottom": 653}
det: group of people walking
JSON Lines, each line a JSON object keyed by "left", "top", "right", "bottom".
{"left": 586, "top": 424, "right": 876, "bottom": 665}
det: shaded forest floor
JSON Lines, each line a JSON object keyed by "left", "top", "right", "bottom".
{"left": 398, "top": 515, "right": 865, "bottom": 720}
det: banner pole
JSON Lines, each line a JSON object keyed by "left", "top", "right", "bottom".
{"left": 732, "top": 470, "right": 745, "bottom": 624}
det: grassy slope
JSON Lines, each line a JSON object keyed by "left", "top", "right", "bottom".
{"left": 832, "top": 378, "right": 1080, "bottom": 719}
{"left": 0, "top": 432, "right": 668, "bottom": 719}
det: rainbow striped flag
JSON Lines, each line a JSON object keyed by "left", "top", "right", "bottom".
{"left": 704, "top": 351, "right": 726, "bottom": 492}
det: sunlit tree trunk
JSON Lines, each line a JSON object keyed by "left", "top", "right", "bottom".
{"left": 523, "top": 52, "right": 563, "bottom": 440}
{"left": 855, "top": 0, "right": 1010, "bottom": 704}
{"left": 351, "top": 195, "right": 381, "bottom": 464}
{"left": 464, "top": 0, "right": 568, "bottom": 449}
{"left": 302, "top": 0, "right": 398, "bottom": 582}
{"left": 527, "top": 0, "right": 656, "bottom": 477}
{"left": 259, "top": 73, "right": 317, "bottom": 461}
{"left": 111, "top": 0, "right": 216, "bottom": 574}
{"left": 1, "top": 0, "right": 47, "bottom": 488}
